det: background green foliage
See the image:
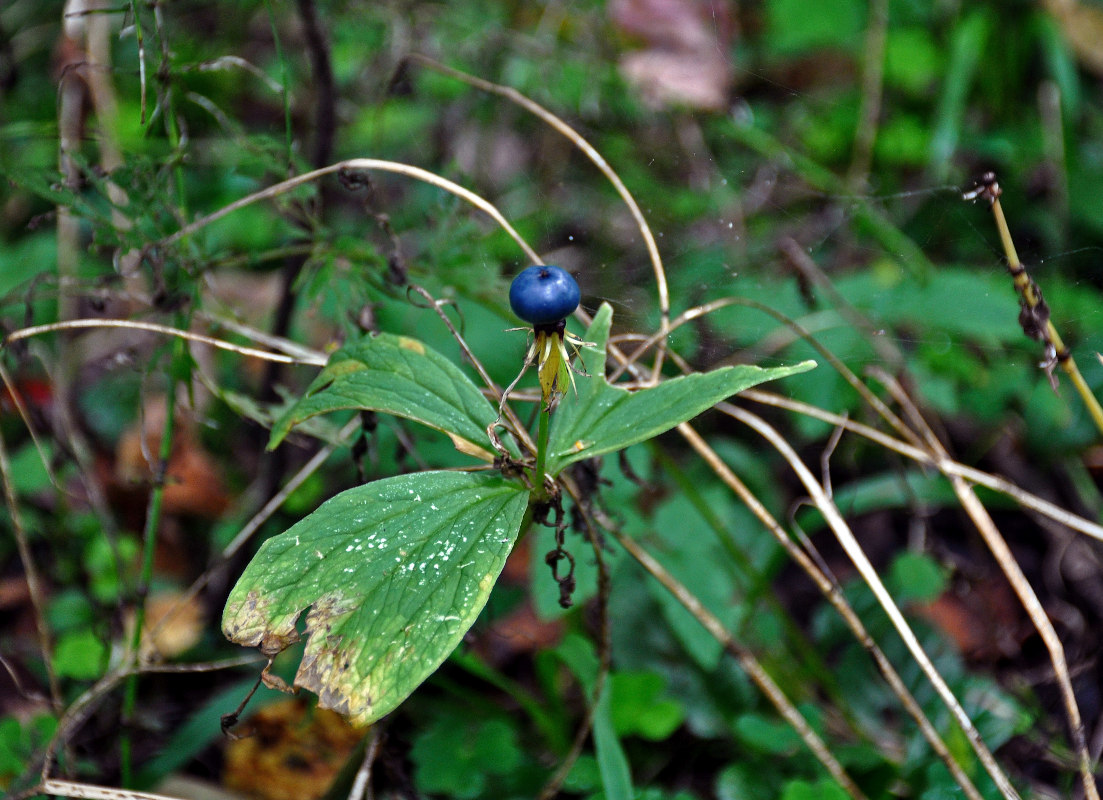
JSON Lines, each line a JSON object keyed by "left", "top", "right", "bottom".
{"left": 3, "top": 0, "right": 1103, "bottom": 798}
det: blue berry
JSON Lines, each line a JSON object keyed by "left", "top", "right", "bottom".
{"left": 509, "top": 265, "right": 580, "bottom": 325}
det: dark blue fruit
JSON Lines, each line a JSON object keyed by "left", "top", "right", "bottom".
{"left": 509, "top": 265, "right": 580, "bottom": 325}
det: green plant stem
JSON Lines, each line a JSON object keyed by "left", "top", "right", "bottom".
{"left": 987, "top": 194, "right": 1103, "bottom": 437}
{"left": 533, "top": 403, "right": 550, "bottom": 497}
{"left": 119, "top": 339, "right": 183, "bottom": 787}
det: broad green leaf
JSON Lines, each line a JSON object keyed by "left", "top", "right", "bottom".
{"left": 222, "top": 470, "right": 529, "bottom": 726}
{"left": 545, "top": 304, "right": 815, "bottom": 475}
{"left": 594, "top": 685, "right": 634, "bottom": 800}
{"left": 268, "top": 333, "right": 516, "bottom": 461}
{"left": 555, "top": 635, "right": 633, "bottom": 800}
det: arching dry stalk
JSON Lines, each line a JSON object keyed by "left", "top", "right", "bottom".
{"left": 163, "top": 158, "right": 541, "bottom": 265}
{"left": 743, "top": 388, "right": 1103, "bottom": 541}
{"left": 405, "top": 54, "right": 673, "bottom": 382}
{"left": 675, "top": 423, "right": 987, "bottom": 800}
{"left": 727, "top": 403, "right": 1022, "bottom": 799}
{"left": 605, "top": 516, "right": 869, "bottom": 800}
{"left": 871, "top": 368, "right": 1099, "bottom": 800}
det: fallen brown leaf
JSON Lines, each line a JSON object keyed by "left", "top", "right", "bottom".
{"left": 611, "top": 0, "right": 737, "bottom": 110}
{"left": 223, "top": 698, "right": 364, "bottom": 800}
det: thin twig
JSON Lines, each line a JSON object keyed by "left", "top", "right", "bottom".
{"left": 406, "top": 54, "right": 672, "bottom": 382}
{"left": 41, "top": 668, "right": 128, "bottom": 781}
{"left": 0, "top": 361, "right": 62, "bottom": 493}
{"left": 872, "top": 368, "right": 1099, "bottom": 800}
{"left": 408, "top": 284, "right": 535, "bottom": 456}
{"left": 197, "top": 309, "right": 329, "bottom": 363}
{"left": 136, "top": 655, "right": 266, "bottom": 673}
{"left": 608, "top": 296, "right": 743, "bottom": 382}
{"left": 346, "top": 727, "right": 381, "bottom": 800}
{"left": 40, "top": 779, "right": 186, "bottom": 800}
{"left": 3, "top": 318, "right": 325, "bottom": 366}
{"left": 964, "top": 172, "right": 1103, "bottom": 436}
{"left": 778, "top": 237, "right": 904, "bottom": 368}
{"left": 726, "top": 404, "right": 1021, "bottom": 800}
{"left": 0, "top": 425, "right": 61, "bottom": 710}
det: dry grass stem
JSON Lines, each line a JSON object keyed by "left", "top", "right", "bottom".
{"left": 872, "top": 369, "right": 1099, "bottom": 800}
{"left": 744, "top": 388, "right": 1103, "bottom": 541}
{"left": 676, "top": 423, "right": 986, "bottom": 800}
{"left": 39, "top": 779, "right": 185, "bottom": 800}
{"left": 163, "top": 158, "right": 542, "bottom": 265}
{"left": 608, "top": 523, "right": 868, "bottom": 800}
{"left": 407, "top": 54, "right": 673, "bottom": 381}
{"left": 727, "top": 403, "right": 1021, "bottom": 800}
{"left": 3, "top": 319, "right": 324, "bottom": 366}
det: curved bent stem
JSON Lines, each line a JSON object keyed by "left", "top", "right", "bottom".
{"left": 162, "top": 158, "right": 542, "bottom": 266}
{"left": 604, "top": 515, "right": 868, "bottom": 800}
{"left": 727, "top": 403, "right": 1021, "bottom": 800}
{"left": 872, "top": 369, "right": 1099, "bottom": 800}
{"left": 674, "top": 423, "right": 987, "bottom": 800}
{"left": 406, "top": 54, "right": 672, "bottom": 382}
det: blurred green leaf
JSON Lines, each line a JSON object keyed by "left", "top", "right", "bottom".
{"left": 929, "top": 8, "right": 993, "bottom": 177}
{"left": 733, "top": 711, "right": 802, "bottom": 756}
{"left": 412, "top": 711, "right": 523, "bottom": 799}
{"left": 610, "top": 671, "right": 684, "bottom": 740}
{"left": 53, "top": 629, "right": 108, "bottom": 680}
{"left": 888, "top": 551, "right": 949, "bottom": 604}
{"left": 780, "top": 778, "right": 851, "bottom": 800}
{"left": 716, "top": 763, "right": 774, "bottom": 800}
{"left": 765, "top": 0, "right": 865, "bottom": 54}
{"left": 884, "top": 28, "right": 944, "bottom": 95}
